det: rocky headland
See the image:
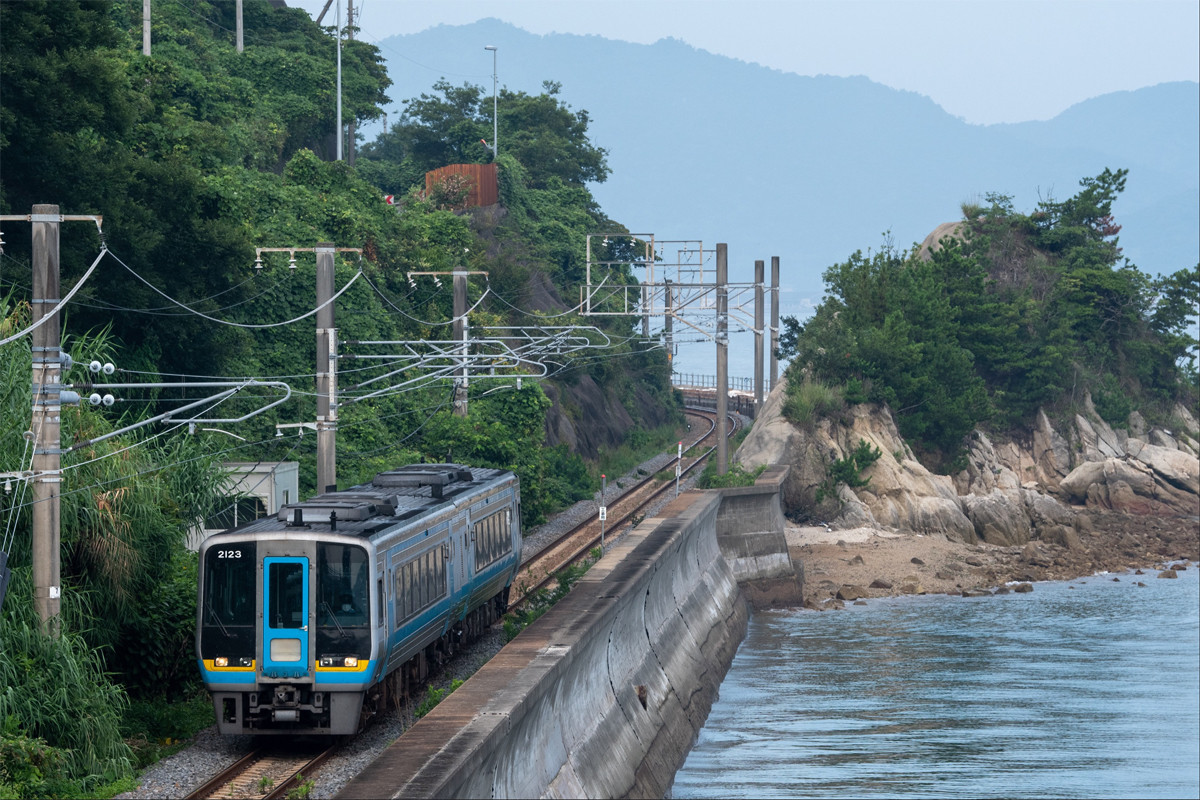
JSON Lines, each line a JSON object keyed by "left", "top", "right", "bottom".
{"left": 736, "top": 380, "right": 1200, "bottom": 608}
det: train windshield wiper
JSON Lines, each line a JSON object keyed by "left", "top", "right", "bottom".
{"left": 205, "top": 601, "right": 230, "bottom": 637}
{"left": 320, "top": 600, "right": 351, "bottom": 639}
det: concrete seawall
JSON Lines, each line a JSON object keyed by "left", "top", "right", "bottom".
{"left": 338, "top": 490, "right": 749, "bottom": 799}
{"left": 715, "top": 465, "right": 804, "bottom": 608}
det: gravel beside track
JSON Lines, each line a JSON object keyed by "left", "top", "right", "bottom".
{"left": 118, "top": 447, "right": 704, "bottom": 800}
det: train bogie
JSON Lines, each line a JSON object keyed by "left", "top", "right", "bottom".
{"left": 196, "top": 464, "right": 521, "bottom": 735}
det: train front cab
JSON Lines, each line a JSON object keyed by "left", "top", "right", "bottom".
{"left": 198, "top": 535, "right": 379, "bottom": 735}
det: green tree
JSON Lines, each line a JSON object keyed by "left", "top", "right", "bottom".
{"left": 777, "top": 170, "right": 1197, "bottom": 464}
{"left": 359, "top": 79, "right": 610, "bottom": 192}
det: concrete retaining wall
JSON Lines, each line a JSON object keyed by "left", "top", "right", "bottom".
{"left": 715, "top": 465, "right": 804, "bottom": 607}
{"left": 337, "top": 490, "right": 748, "bottom": 799}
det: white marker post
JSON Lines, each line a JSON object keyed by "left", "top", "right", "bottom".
{"left": 599, "top": 473, "right": 607, "bottom": 549}
{"left": 675, "top": 441, "right": 682, "bottom": 497}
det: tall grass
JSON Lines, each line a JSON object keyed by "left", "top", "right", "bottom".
{"left": 782, "top": 376, "right": 844, "bottom": 428}
{"left": 0, "top": 599, "right": 134, "bottom": 794}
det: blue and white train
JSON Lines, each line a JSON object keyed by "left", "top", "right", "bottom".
{"left": 196, "top": 464, "right": 521, "bottom": 735}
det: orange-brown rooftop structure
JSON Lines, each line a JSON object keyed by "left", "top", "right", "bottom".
{"left": 424, "top": 163, "right": 499, "bottom": 209}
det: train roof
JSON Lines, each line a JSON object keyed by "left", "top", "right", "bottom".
{"left": 214, "top": 464, "right": 513, "bottom": 540}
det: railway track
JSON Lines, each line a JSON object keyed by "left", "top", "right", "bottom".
{"left": 184, "top": 742, "right": 336, "bottom": 800}
{"left": 510, "top": 407, "right": 738, "bottom": 608}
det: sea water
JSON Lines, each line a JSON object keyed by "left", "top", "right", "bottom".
{"left": 671, "top": 566, "right": 1200, "bottom": 799}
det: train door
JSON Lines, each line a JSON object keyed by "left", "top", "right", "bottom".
{"left": 456, "top": 515, "right": 470, "bottom": 589}
{"left": 262, "top": 556, "right": 310, "bottom": 679}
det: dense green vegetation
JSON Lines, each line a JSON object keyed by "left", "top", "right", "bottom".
{"left": 1, "top": 2, "right": 679, "bottom": 796}
{"left": 778, "top": 169, "right": 1199, "bottom": 470}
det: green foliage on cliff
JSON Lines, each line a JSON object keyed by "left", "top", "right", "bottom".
{"left": 779, "top": 170, "right": 1199, "bottom": 467}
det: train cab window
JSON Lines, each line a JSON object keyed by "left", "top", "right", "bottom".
{"left": 202, "top": 544, "right": 256, "bottom": 627}
{"left": 316, "top": 543, "right": 369, "bottom": 626}
{"left": 316, "top": 543, "right": 371, "bottom": 658}
{"left": 200, "top": 543, "right": 257, "bottom": 661}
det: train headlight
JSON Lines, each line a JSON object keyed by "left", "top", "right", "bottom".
{"left": 319, "top": 655, "right": 359, "bottom": 668}
{"left": 213, "top": 656, "right": 252, "bottom": 668}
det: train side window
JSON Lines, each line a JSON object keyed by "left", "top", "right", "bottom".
{"left": 393, "top": 547, "right": 449, "bottom": 627}
{"left": 473, "top": 509, "right": 512, "bottom": 573}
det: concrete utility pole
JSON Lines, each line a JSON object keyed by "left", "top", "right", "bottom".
{"left": 31, "top": 205, "right": 62, "bottom": 634}
{"left": 236, "top": 0, "right": 244, "bottom": 53}
{"left": 3, "top": 206, "right": 104, "bottom": 632}
{"left": 770, "top": 256, "right": 780, "bottom": 390}
{"left": 754, "top": 259, "right": 764, "bottom": 411}
{"left": 142, "top": 0, "right": 151, "bottom": 55}
{"left": 716, "top": 243, "right": 729, "bottom": 475}
{"left": 664, "top": 278, "right": 674, "bottom": 371}
{"left": 315, "top": 244, "right": 337, "bottom": 493}
{"left": 335, "top": 0, "right": 343, "bottom": 162}
{"left": 453, "top": 271, "right": 469, "bottom": 417}
{"left": 642, "top": 283, "right": 651, "bottom": 339}
{"left": 345, "top": 0, "right": 356, "bottom": 165}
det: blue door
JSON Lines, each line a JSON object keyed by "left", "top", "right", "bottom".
{"left": 263, "top": 557, "right": 309, "bottom": 679}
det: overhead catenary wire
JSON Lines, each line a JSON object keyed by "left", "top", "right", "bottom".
{"left": 358, "top": 270, "right": 492, "bottom": 326}
{"left": 105, "top": 248, "right": 363, "bottom": 329}
{"left": 70, "top": 270, "right": 286, "bottom": 317}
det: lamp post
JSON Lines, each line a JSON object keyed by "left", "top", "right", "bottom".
{"left": 484, "top": 45, "right": 498, "bottom": 155}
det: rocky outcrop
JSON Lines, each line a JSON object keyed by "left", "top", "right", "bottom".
{"left": 736, "top": 378, "right": 1200, "bottom": 545}
{"left": 543, "top": 377, "right": 677, "bottom": 460}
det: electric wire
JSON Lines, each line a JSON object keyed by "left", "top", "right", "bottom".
{"left": 69, "top": 271, "right": 286, "bottom": 317}
{"left": 2, "top": 429, "right": 315, "bottom": 518}
{"left": 105, "top": 247, "right": 363, "bottom": 329}
{"left": 0, "top": 247, "right": 106, "bottom": 347}
{"left": 337, "top": 386, "right": 455, "bottom": 458}
{"left": 358, "top": 270, "right": 492, "bottom": 326}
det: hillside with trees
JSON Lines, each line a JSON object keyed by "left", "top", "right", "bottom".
{"left": 777, "top": 169, "right": 1199, "bottom": 472}
{"left": 0, "top": 2, "right": 679, "bottom": 795}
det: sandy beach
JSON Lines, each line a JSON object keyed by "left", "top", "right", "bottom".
{"left": 787, "top": 513, "right": 1200, "bottom": 609}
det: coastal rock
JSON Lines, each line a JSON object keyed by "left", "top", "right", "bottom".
{"left": 1060, "top": 454, "right": 1198, "bottom": 515}
{"left": 735, "top": 379, "right": 1199, "bottom": 555}
{"left": 1127, "top": 410, "right": 1148, "bottom": 438}
{"left": 869, "top": 578, "right": 893, "bottom": 589}
{"left": 1039, "top": 525, "right": 1083, "bottom": 550}
{"left": 836, "top": 585, "right": 869, "bottom": 601}
{"left": 1074, "top": 395, "right": 1126, "bottom": 461}
{"left": 961, "top": 490, "right": 1032, "bottom": 546}
{"left": 1013, "top": 583, "right": 1034, "bottom": 593}
{"left": 1157, "top": 569, "right": 1178, "bottom": 579}
{"left": 1032, "top": 409, "right": 1073, "bottom": 484}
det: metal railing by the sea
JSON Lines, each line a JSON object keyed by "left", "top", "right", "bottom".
{"left": 672, "top": 373, "right": 767, "bottom": 394}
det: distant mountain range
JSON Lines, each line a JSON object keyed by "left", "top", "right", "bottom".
{"left": 371, "top": 20, "right": 1199, "bottom": 377}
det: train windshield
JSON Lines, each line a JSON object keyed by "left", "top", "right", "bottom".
{"left": 200, "top": 542, "right": 256, "bottom": 659}
{"left": 316, "top": 543, "right": 370, "bottom": 657}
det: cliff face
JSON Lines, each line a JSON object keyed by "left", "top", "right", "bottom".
{"left": 736, "top": 379, "right": 1199, "bottom": 546}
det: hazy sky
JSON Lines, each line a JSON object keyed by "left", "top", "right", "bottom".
{"left": 286, "top": 0, "right": 1198, "bottom": 125}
